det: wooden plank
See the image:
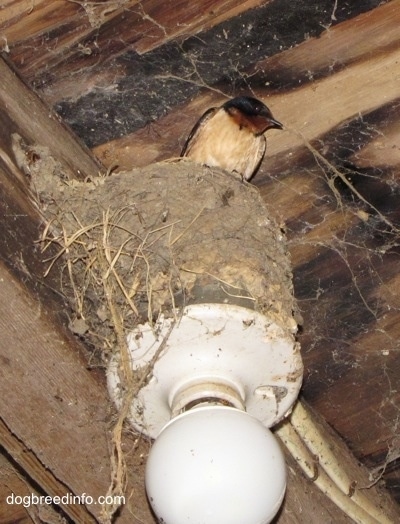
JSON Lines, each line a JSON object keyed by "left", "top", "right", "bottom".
{"left": 0, "top": 54, "right": 147, "bottom": 523}
{"left": 107, "top": 0, "right": 269, "bottom": 55}
{"left": 1, "top": 0, "right": 82, "bottom": 41}
{"left": 0, "top": 57, "right": 101, "bottom": 181}
{"left": 0, "top": 425, "right": 81, "bottom": 523}
{"left": 269, "top": 158, "right": 400, "bottom": 485}
{"left": 0, "top": 452, "right": 33, "bottom": 524}
{"left": 353, "top": 119, "right": 400, "bottom": 168}
{"left": 0, "top": 247, "right": 151, "bottom": 524}
{"left": 253, "top": 0, "right": 400, "bottom": 84}
{"left": 0, "top": 259, "right": 107, "bottom": 522}
{"left": 1, "top": 0, "right": 136, "bottom": 77}
{"left": 92, "top": 0, "right": 400, "bottom": 172}
{"left": 0, "top": 54, "right": 101, "bottom": 312}
{"left": 3, "top": 0, "right": 268, "bottom": 82}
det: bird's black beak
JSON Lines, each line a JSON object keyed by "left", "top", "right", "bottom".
{"left": 268, "top": 118, "right": 283, "bottom": 130}
{"left": 259, "top": 107, "right": 283, "bottom": 131}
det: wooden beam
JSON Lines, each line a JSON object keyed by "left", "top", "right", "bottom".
{"left": 0, "top": 235, "right": 151, "bottom": 524}
{"left": 0, "top": 451, "right": 33, "bottom": 524}
{"left": 0, "top": 55, "right": 148, "bottom": 523}
{"left": 0, "top": 258, "right": 108, "bottom": 522}
{"left": 0, "top": 419, "right": 92, "bottom": 524}
{"left": 0, "top": 57, "right": 101, "bottom": 181}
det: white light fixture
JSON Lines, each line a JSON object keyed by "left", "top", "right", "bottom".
{"left": 145, "top": 406, "right": 286, "bottom": 524}
{"left": 108, "top": 303, "right": 303, "bottom": 524}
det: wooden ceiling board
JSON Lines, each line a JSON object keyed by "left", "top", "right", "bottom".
{"left": 2, "top": 0, "right": 268, "bottom": 81}
{"left": 254, "top": 0, "right": 400, "bottom": 85}
{"left": 91, "top": 3, "right": 400, "bottom": 174}
{"left": 22, "top": 0, "right": 381, "bottom": 148}
{"left": 1, "top": 0, "right": 400, "bottom": 513}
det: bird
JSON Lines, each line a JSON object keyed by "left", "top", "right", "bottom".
{"left": 180, "top": 96, "right": 282, "bottom": 181}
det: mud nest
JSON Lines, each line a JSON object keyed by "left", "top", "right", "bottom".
{"left": 29, "top": 154, "right": 298, "bottom": 359}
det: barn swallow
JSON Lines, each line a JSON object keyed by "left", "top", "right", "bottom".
{"left": 180, "top": 96, "right": 282, "bottom": 180}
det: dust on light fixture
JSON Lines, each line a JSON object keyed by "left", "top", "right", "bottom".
{"left": 108, "top": 303, "right": 303, "bottom": 524}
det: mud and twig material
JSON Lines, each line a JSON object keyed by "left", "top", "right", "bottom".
{"left": 33, "top": 158, "right": 298, "bottom": 347}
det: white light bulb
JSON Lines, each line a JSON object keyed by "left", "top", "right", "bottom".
{"left": 145, "top": 406, "right": 286, "bottom": 524}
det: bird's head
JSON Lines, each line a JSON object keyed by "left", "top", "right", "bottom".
{"left": 223, "top": 96, "right": 282, "bottom": 136}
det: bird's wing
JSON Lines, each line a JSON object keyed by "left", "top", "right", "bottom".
{"left": 180, "top": 107, "right": 219, "bottom": 157}
{"left": 244, "top": 136, "right": 266, "bottom": 181}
